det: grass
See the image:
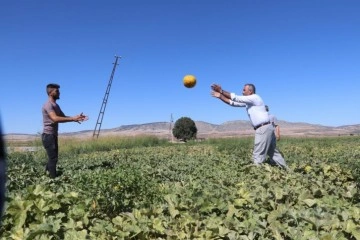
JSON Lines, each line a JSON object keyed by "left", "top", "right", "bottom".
{"left": 2, "top": 135, "right": 360, "bottom": 239}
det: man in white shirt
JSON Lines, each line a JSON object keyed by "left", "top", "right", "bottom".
{"left": 211, "top": 83, "right": 287, "bottom": 168}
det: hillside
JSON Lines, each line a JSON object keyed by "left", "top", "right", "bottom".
{"left": 5, "top": 120, "right": 360, "bottom": 142}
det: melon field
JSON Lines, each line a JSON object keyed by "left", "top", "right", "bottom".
{"left": 1, "top": 136, "right": 360, "bottom": 239}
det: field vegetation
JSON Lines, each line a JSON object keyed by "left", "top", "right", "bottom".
{"left": 1, "top": 135, "right": 360, "bottom": 239}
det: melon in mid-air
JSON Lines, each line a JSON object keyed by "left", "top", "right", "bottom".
{"left": 183, "top": 75, "right": 196, "bottom": 88}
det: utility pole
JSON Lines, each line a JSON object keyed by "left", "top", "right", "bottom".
{"left": 93, "top": 55, "right": 121, "bottom": 138}
{"left": 169, "top": 113, "right": 174, "bottom": 142}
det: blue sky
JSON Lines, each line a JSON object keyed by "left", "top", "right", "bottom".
{"left": 1, "top": 0, "right": 359, "bottom": 134}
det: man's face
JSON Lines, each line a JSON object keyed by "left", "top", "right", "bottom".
{"left": 50, "top": 88, "right": 60, "bottom": 100}
{"left": 242, "top": 85, "right": 252, "bottom": 96}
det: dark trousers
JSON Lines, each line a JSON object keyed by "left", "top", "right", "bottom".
{"left": 42, "top": 133, "right": 58, "bottom": 178}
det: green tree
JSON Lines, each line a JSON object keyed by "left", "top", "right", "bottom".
{"left": 172, "top": 117, "right": 197, "bottom": 142}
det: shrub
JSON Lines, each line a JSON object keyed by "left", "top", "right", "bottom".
{"left": 172, "top": 117, "right": 197, "bottom": 142}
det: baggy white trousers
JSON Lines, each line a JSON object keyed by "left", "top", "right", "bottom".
{"left": 253, "top": 124, "right": 287, "bottom": 168}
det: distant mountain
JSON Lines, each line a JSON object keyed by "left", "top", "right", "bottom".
{"left": 5, "top": 120, "right": 359, "bottom": 142}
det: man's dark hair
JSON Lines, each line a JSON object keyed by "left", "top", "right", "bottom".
{"left": 46, "top": 83, "right": 60, "bottom": 95}
{"left": 245, "top": 83, "right": 256, "bottom": 94}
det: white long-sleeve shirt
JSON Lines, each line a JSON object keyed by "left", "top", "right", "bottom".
{"left": 229, "top": 93, "right": 270, "bottom": 127}
{"left": 268, "top": 114, "right": 278, "bottom": 126}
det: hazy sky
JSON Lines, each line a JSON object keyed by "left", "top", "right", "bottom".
{"left": 1, "top": 0, "right": 359, "bottom": 134}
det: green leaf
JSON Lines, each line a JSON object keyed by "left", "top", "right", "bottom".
{"left": 68, "top": 191, "right": 79, "bottom": 198}
{"left": 267, "top": 210, "right": 281, "bottom": 223}
{"left": 64, "top": 229, "right": 88, "bottom": 240}
{"left": 274, "top": 187, "right": 284, "bottom": 200}
{"left": 164, "top": 194, "right": 180, "bottom": 218}
{"left": 112, "top": 216, "right": 124, "bottom": 226}
{"left": 7, "top": 199, "right": 33, "bottom": 228}
{"left": 218, "top": 226, "right": 230, "bottom": 237}
{"left": 152, "top": 218, "right": 165, "bottom": 233}
{"left": 320, "top": 234, "right": 334, "bottom": 240}
{"left": 226, "top": 204, "right": 237, "bottom": 219}
{"left": 10, "top": 227, "right": 26, "bottom": 240}
{"left": 33, "top": 185, "right": 45, "bottom": 196}
{"left": 26, "top": 223, "right": 54, "bottom": 239}
{"left": 303, "top": 199, "right": 317, "bottom": 207}
{"left": 63, "top": 218, "right": 76, "bottom": 230}
{"left": 345, "top": 220, "right": 360, "bottom": 240}
{"left": 169, "top": 207, "right": 180, "bottom": 218}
